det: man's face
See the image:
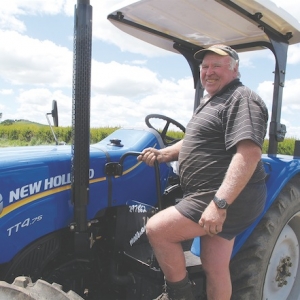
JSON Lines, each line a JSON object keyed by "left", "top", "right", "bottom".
{"left": 200, "top": 52, "right": 238, "bottom": 96}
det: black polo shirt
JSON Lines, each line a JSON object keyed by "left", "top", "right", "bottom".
{"left": 178, "top": 79, "right": 268, "bottom": 194}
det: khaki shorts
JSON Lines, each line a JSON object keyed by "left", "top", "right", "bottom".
{"left": 175, "top": 181, "right": 267, "bottom": 240}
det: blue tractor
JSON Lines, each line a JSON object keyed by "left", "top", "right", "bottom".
{"left": 1, "top": 0, "right": 300, "bottom": 299}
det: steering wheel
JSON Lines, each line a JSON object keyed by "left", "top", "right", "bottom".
{"left": 145, "top": 114, "right": 186, "bottom": 146}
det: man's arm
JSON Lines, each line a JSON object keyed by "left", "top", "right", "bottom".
{"left": 215, "top": 139, "right": 262, "bottom": 204}
{"left": 137, "top": 140, "right": 183, "bottom": 166}
{"left": 199, "top": 139, "right": 262, "bottom": 235}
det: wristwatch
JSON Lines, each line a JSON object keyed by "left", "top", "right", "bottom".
{"left": 213, "top": 196, "right": 229, "bottom": 209}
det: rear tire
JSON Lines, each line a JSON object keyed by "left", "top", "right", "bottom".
{"left": 0, "top": 276, "right": 83, "bottom": 299}
{"left": 230, "top": 176, "right": 300, "bottom": 299}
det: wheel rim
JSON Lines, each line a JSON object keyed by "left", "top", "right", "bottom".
{"left": 263, "top": 212, "right": 300, "bottom": 299}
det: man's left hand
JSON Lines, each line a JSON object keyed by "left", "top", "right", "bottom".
{"left": 198, "top": 201, "right": 227, "bottom": 236}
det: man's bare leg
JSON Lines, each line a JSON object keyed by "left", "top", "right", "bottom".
{"left": 146, "top": 206, "right": 205, "bottom": 282}
{"left": 200, "top": 235, "right": 235, "bottom": 300}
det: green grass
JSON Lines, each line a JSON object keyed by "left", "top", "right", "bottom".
{"left": 0, "top": 120, "right": 298, "bottom": 155}
{"left": 262, "top": 138, "right": 297, "bottom": 155}
{"left": 0, "top": 121, "right": 119, "bottom": 147}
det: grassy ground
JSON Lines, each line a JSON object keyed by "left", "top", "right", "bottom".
{"left": 0, "top": 120, "right": 297, "bottom": 155}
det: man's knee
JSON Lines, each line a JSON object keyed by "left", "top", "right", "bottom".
{"left": 146, "top": 207, "right": 188, "bottom": 243}
{"left": 145, "top": 214, "right": 162, "bottom": 241}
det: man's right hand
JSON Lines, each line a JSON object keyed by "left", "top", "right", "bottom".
{"left": 137, "top": 140, "right": 182, "bottom": 166}
{"left": 137, "top": 148, "right": 162, "bottom": 166}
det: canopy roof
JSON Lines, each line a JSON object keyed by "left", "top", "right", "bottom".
{"left": 108, "top": 0, "right": 300, "bottom": 54}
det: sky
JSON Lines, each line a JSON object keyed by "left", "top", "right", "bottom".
{"left": 1, "top": 0, "right": 300, "bottom": 138}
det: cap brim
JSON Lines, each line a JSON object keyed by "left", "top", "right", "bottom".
{"left": 194, "top": 48, "right": 229, "bottom": 60}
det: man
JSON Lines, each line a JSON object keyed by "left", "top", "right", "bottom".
{"left": 138, "top": 44, "right": 268, "bottom": 300}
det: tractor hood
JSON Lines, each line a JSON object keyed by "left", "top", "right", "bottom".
{"left": 0, "top": 128, "right": 172, "bottom": 263}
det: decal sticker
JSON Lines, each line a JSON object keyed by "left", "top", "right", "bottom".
{"left": 10, "top": 181, "right": 43, "bottom": 203}
{"left": 129, "top": 225, "right": 146, "bottom": 246}
{"left": 129, "top": 204, "right": 147, "bottom": 214}
{"left": 7, "top": 215, "right": 43, "bottom": 237}
{"left": 7, "top": 169, "right": 95, "bottom": 204}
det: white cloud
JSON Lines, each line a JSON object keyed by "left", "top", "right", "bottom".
{"left": 257, "top": 78, "right": 300, "bottom": 138}
{"left": 257, "top": 81, "right": 273, "bottom": 109}
{"left": 90, "top": 62, "right": 194, "bottom": 128}
{"left": 129, "top": 60, "right": 147, "bottom": 65}
{"left": 283, "top": 79, "right": 300, "bottom": 104}
{"left": 288, "top": 44, "right": 300, "bottom": 64}
{"left": 2, "top": 88, "right": 72, "bottom": 126}
{"left": 0, "top": 0, "right": 74, "bottom": 32}
{"left": 0, "top": 30, "right": 72, "bottom": 87}
{"left": 0, "top": 0, "right": 300, "bottom": 140}
{"left": 91, "top": 1, "right": 174, "bottom": 57}
{"left": 0, "top": 89, "right": 13, "bottom": 95}
{"left": 270, "top": 0, "right": 300, "bottom": 20}
{"left": 92, "top": 60, "right": 160, "bottom": 97}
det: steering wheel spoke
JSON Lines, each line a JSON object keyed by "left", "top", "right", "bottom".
{"left": 145, "top": 114, "right": 185, "bottom": 146}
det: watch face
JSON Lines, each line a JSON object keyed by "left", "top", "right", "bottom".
{"left": 219, "top": 199, "right": 227, "bottom": 208}
{"left": 214, "top": 196, "right": 228, "bottom": 209}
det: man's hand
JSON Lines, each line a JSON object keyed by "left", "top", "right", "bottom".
{"left": 137, "top": 148, "right": 162, "bottom": 166}
{"left": 137, "top": 140, "right": 183, "bottom": 166}
{"left": 199, "top": 201, "right": 227, "bottom": 236}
